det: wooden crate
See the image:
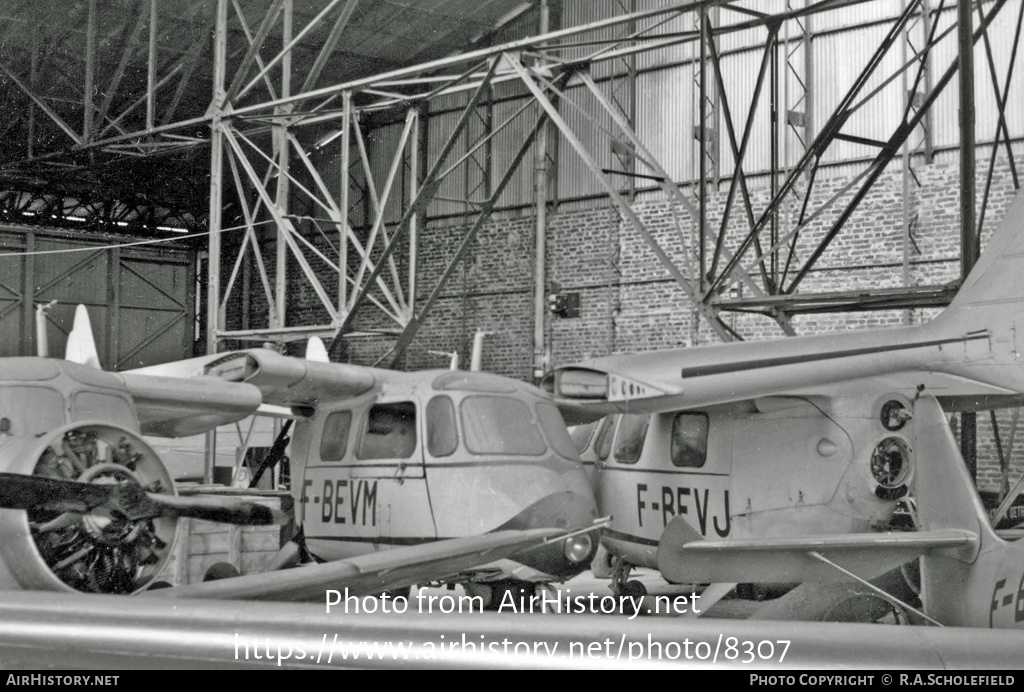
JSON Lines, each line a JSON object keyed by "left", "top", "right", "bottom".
{"left": 154, "top": 486, "right": 294, "bottom": 586}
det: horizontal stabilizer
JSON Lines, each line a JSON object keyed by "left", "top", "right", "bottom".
{"left": 656, "top": 517, "right": 976, "bottom": 584}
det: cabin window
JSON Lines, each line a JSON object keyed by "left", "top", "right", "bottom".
{"left": 671, "top": 413, "right": 709, "bottom": 468}
{"left": 0, "top": 386, "right": 64, "bottom": 437}
{"left": 72, "top": 391, "right": 136, "bottom": 428}
{"left": 614, "top": 413, "right": 650, "bottom": 464}
{"left": 426, "top": 396, "right": 458, "bottom": 458}
{"left": 594, "top": 415, "right": 617, "bottom": 461}
{"left": 569, "top": 420, "right": 599, "bottom": 454}
{"left": 357, "top": 402, "right": 417, "bottom": 460}
{"left": 537, "top": 402, "right": 580, "bottom": 460}
{"left": 319, "top": 410, "right": 353, "bottom": 461}
{"left": 460, "top": 396, "right": 546, "bottom": 456}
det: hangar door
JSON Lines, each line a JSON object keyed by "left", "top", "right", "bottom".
{"left": 0, "top": 227, "right": 196, "bottom": 368}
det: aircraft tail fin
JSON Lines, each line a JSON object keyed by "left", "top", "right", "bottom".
{"left": 304, "top": 336, "right": 329, "bottom": 363}
{"left": 912, "top": 395, "right": 1004, "bottom": 626}
{"left": 912, "top": 396, "right": 997, "bottom": 542}
{"left": 64, "top": 305, "right": 101, "bottom": 369}
{"left": 935, "top": 186, "right": 1024, "bottom": 324}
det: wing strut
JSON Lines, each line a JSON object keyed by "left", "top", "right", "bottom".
{"left": 248, "top": 420, "right": 294, "bottom": 489}
{"left": 806, "top": 550, "right": 941, "bottom": 627}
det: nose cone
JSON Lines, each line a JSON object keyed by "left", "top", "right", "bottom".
{"left": 493, "top": 489, "right": 600, "bottom": 580}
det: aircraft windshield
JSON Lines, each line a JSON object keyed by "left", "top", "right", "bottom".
{"left": 536, "top": 402, "right": 579, "bottom": 460}
{"left": 460, "top": 396, "right": 546, "bottom": 456}
{"left": 570, "top": 420, "right": 599, "bottom": 454}
{"left": 614, "top": 413, "right": 650, "bottom": 464}
{"left": 320, "top": 410, "right": 353, "bottom": 461}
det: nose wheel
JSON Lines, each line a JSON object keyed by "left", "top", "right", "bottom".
{"left": 610, "top": 557, "right": 647, "bottom": 599}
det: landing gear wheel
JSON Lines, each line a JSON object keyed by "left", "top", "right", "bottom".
{"left": 620, "top": 580, "right": 647, "bottom": 599}
{"left": 609, "top": 556, "right": 636, "bottom": 597}
{"left": 385, "top": 585, "right": 412, "bottom": 600}
{"left": 203, "top": 561, "right": 241, "bottom": 582}
{"left": 468, "top": 579, "right": 534, "bottom": 610}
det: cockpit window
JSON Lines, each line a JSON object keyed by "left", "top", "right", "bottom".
{"left": 536, "top": 402, "right": 579, "bottom": 460}
{"left": 613, "top": 413, "right": 649, "bottom": 464}
{"left": 357, "top": 402, "right": 417, "bottom": 459}
{"left": 426, "top": 396, "right": 458, "bottom": 458}
{"left": 569, "top": 420, "right": 599, "bottom": 454}
{"left": 460, "top": 396, "right": 546, "bottom": 456}
{"left": 671, "top": 413, "right": 708, "bottom": 468}
{"left": 320, "top": 410, "right": 352, "bottom": 461}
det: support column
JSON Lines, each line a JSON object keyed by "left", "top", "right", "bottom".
{"left": 338, "top": 92, "right": 352, "bottom": 317}
{"left": 958, "top": 0, "right": 978, "bottom": 480}
{"left": 274, "top": 0, "right": 293, "bottom": 335}
{"left": 205, "top": 0, "right": 228, "bottom": 485}
{"left": 533, "top": 0, "right": 551, "bottom": 380}
{"left": 83, "top": 0, "right": 97, "bottom": 141}
{"left": 147, "top": 0, "right": 158, "bottom": 132}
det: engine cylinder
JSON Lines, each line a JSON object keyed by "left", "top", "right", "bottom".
{"left": 0, "top": 422, "right": 176, "bottom": 594}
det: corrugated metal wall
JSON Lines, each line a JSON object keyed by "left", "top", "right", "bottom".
{"left": 322, "top": 0, "right": 1023, "bottom": 222}
{"left": 0, "top": 227, "right": 196, "bottom": 367}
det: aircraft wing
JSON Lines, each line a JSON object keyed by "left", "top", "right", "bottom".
{"left": 149, "top": 528, "right": 563, "bottom": 602}
{"left": 117, "top": 346, "right": 380, "bottom": 436}
{"left": 118, "top": 372, "right": 263, "bottom": 437}
{"left": 656, "top": 517, "right": 977, "bottom": 585}
{"left": 789, "top": 371, "right": 1024, "bottom": 412}
{"left": 129, "top": 348, "right": 378, "bottom": 411}
{"left": 544, "top": 302, "right": 1024, "bottom": 422}
{"left": 550, "top": 360, "right": 1024, "bottom": 424}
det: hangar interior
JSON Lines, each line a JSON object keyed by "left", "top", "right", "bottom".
{"left": 0, "top": 0, "right": 1022, "bottom": 502}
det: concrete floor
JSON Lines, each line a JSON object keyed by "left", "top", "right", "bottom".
{"left": 409, "top": 568, "right": 763, "bottom": 620}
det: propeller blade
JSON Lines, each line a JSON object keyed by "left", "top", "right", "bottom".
{"left": 0, "top": 472, "right": 286, "bottom": 526}
{"left": 0, "top": 472, "right": 111, "bottom": 512}
{"left": 145, "top": 493, "right": 288, "bottom": 526}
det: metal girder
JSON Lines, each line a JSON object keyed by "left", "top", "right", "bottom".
{"left": 326, "top": 58, "right": 501, "bottom": 357}
{"left": 0, "top": 63, "right": 83, "bottom": 147}
{"left": 301, "top": 0, "right": 360, "bottom": 93}
{"left": 234, "top": 0, "right": 352, "bottom": 104}
{"left": 12, "top": 0, "right": 1017, "bottom": 361}
{"left": 512, "top": 57, "right": 736, "bottom": 342}
{"left": 224, "top": 0, "right": 286, "bottom": 104}
{"left": 695, "top": 0, "right": 1021, "bottom": 321}
{"left": 706, "top": 0, "right": 927, "bottom": 299}
{"left": 975, "top": 0, "right": 1023, "bottom": 236}
{"left": 386, "top": 75, "right": 569, "bottom": 368}
{"left": 207, "top": 0, "right": 228, "bottom": 355}
{"left": 95, "top": 0, "right": 151, "bottom": 138}
{"left": 785, "top": 0, "right": 1009, "bottom": 295}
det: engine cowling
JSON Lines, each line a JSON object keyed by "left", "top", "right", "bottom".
{"left": 0, "top": 422, "right": 176, "bottom": 594}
